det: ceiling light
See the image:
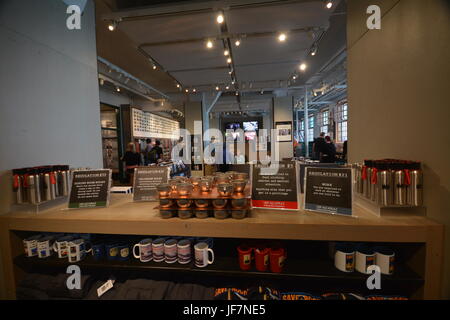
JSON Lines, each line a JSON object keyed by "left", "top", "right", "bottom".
{"left": 116, "top": 86, "right": 121, "bottom": 92}
{"left": 216, "top": 86, "right": 220, "bottom": 91}
{"left": 228, "top": 70, "right": 232, "bottom": 75}
{"left": 226, "top": 86, "right": 230, "bottom": 90}
{"left": 292, "top": 75, "right": 297, "bottom": 80}
{"left": 231, "top": 80, "right": 235, "bottom": 85}
{"left": 311, "top": 51, "right": 317, "bottom": 56}
{"left": 206, "top": 40, "right": 213, "bottom": 49}
{"left": 278, "top": 33, "right": 287, "bottom": 42}
{"left": 185, "top": 89, "right": 189, "bottom": 93}
{"left": 108, "top": 21, "right": 117, "bottom": 31}
{"left": 326, "top": 1, "right": 333, "bottom": 9}
{"left": 299, "top": 63, "right": 307, "bottom": 71}
{"left": 224, "top": 50, "right": 229, "bottom": 56}
{"left": 227, "top": 58, "right": 232, "bottom": 64}
{"left": 217, "top": 14, "right": 224, "bottom": 24}
{"left": 176, "top": 84, "right": 180, "bottom": 88}
{"left": 193, "top": 88, "right": 196, "bottom": 93}
{"left": 235, "top": 92, "right": 239, "bottom": 96}
{"left": 235, "top": 40, "right": 241, "bottom": 47}
{"left": 311, "top": 45, "right": 318, "bottom": 56}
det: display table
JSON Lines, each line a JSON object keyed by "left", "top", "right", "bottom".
{"left": 0, "top": 194, "right": 444, "bottom": 299}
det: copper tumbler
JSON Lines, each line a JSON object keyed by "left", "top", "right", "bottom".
{"left": 157, "top": 183, "right": 171, "bottom": 197}
{"left": 177, "top": 183, "right": 193, "bottom": 197}
{"left": 199, "top": 180, "right": 212, "bottom": 193}
{"left": 212, "top": 199, "right": 228, "bottom": 209}
{"left": 232, "top": 180, "right": 247, "bottom": 194}
{"left": 231, "top": 198, "right": 247, "bottom": 209}
{"left": 217, "top": 183, "right": 234, "bottom": 197}
{"left": 177, "top": 199, "right": 193, "bottom": 208}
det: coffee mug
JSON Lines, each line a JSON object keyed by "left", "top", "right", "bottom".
{"left": 355, "top": 245, "right": 376, "bottom": 274}
{"left": 68, "top": 239, "right": 92, "bottom": 263}
{"left": 177, "top": 239, "right": 192, "bottom": 264}
{"left": 255, "top": 247, "right": 270, "bottom": 272}
{"left": 23, "top": 235, "right": 42, "bottom": 257}
{"left": 152, "top": 238, "right": 165, "bottom": 262}
{"left": 237, "top": 245, "right": 253, "bottom": 271}
{"left": 105, "top": 243, "right": 120, "bottom": 261}
{"left": 269, "top": 247, "right": 287, "bottom": 273}
{"left": 133, "top": 239, "right": 153, "bottom": 262}
{"left": 117, "top": 244, "right": 131, "bottom": 261}
{"left": 53, "top": 236, "right": 74, "bottom": 259}
{"left": 334, "top": 243, "right": 355, "bottom": 273}
{"left": 91, "top": 243, "right": 106, "bottom": 261}
{"left": 194, "top": 242, "right": 214, "bottom": 268}
{"left": 164, "top": 239, "right": 178, "bottom": 264}
{"left": 37, "top": 236, "right": 54, "bottom": 259}
{"left": 374, "top": 247, "right": 395, "bottom": 275}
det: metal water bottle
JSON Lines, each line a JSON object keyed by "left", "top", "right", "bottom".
{"left": 408, "top": 162, "right": 423, "bottom": 206}
{"left": 43, "top": 168, "right": 52, "bottom": 201}
{"left": 354, "top": 164, "right": 363, "bottom": 194}
{"left": 378, "top": 164, "right": 393, "bottom": 206}
{"left": 49, "top": 168, "right": 57, "bottom": 200}
{"left": 394, "top": 164, "right": 407, "bottom": 205}
{"left": 370, "top": 163, "right": 379, "bottom": 202}
{"left": 61, "top": 165, "right": 70, "bottom": 197}
{"left": 362, "top": 161, "right": 371, "bottom": 199}
{"left": 12, "top": 169, "right": 25, "bottom": 204}
{"left": 27, "top": 170, "right": 38, "bottom": 205}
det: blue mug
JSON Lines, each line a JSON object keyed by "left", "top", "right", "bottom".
{"left": 91, "top": 243, "right": 106, "bottom": 261}
{"left": 105, "top": 243, "right": 120, "bottom": 261}
{"left": 117, "top": 243, "right": 131, "bottom": 261}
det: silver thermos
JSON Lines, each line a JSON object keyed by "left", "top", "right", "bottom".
{"left": 408, "top": 162, "right": 423, "bottom": 206}
{"left": 370, "top": 165, "right": 379, "bottom": 202}
{"left": 362, "top": 161, "right": 372, "bottom": 199}
{"left": 43, "top": 168, "right": 52, "bottom": 202}
{"left": 53, "top": 166, "right": 60, "bottom": 198}
{"left": 393, "top": 164, "right": 407, "bottom": 205}
{"left": 12, "top": 169, "right": 25, "bottom": 204}
{"left": 49, "top": 169, "right": 57, "bottom": 200}
{"left": 61, "top": 165, "right": 70, "bottom": 197}
{"left": 355, "top": 164, "right": 364, "bottom": 194}
{"left": 26, "top": 169, "right": 38, "bottom": 204}
{"left": 378, "top": 164, "right": 393, "bottom": 206}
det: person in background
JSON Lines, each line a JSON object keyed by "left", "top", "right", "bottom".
{"left": 121, "top": 142, "right": 141, "bottom": 185}
{"left": 343, "top": 140, "right": 348, "bottom": 162}
{"left": 143, "top": 138, "right": 153, "bottom": 166}
{"left": 313, "top": 132, "right": 326, "bottom": 160}
{"left": 320, "top": 136, "right": 337, "bottom": 163}
{"left": 235, "top": 149, "right": 246, "bottom": 164}
{"left": 148, "top": 140, "right": 163, "bottom": 164}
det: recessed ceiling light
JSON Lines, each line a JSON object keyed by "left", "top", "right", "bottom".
{"left": 217, "top": 14, "right": 224, "bottom": 24}
{"left": 206, "top": 40, "right": 213, "bottom": 49}
{"left": 278, "top": 33, "right": 287, "bottom": 42}
{"left": 108, "top": 21, "right": 117, "bottom": 31}
{"left": 326, "top": 1, "right": 333, "bottom": 9}
{"left": 227, "top": 58, "right": 232, "bottom": 64}
{"left": 116, "top": 86, "right": 120, "bottom": 92}
{"left": 224, "top": 50, "right": 229, "bottom": 56}
{"left": 299, "top": 63, "right": 307, "bottom": 71}
{"left": 235, "top": 40, "right": 241, "bottom": 47}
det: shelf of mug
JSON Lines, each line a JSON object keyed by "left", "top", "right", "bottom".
{"left": 14, "top": 254, "right": 423, "bottom": 286}
{"left": 161, "top": 185, "right": 252, "bottom": 200}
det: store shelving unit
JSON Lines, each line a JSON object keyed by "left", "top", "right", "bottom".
{"left": 0, "top": 194, "right": 443, "bottom": 299}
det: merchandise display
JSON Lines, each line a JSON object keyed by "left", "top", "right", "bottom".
{"left": 237, "top": 242, "right": 286, "bottom": 273}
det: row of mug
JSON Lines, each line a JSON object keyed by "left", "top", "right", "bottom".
{"left": 334, "top": 243, "right": 395, "bottom": 275}
{"left": 237, "top": 244, "right": 287, "bottom": 273}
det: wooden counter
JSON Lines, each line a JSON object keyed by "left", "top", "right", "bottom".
{"left": 0, "top": 194, "right": 444, "bottom": 299}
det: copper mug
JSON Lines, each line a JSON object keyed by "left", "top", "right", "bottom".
{"left": 199, "top": 180, "right": 212, "bottom": 193}
{"left": 177, "top": 183, "right": 193, "bottom": 197}
{"left": 157, "top": 183, "right": 171, "bottom": 197}
{"left": 217, "top": 183, "right": 234, "bottom": 197}
{"left": 232, "top": 180, "right": 247, "bottom": 194}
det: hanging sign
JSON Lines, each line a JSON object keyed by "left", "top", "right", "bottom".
{"left": 304, "top": 167, "right": 353, "bottom": 216}
{"left": 251, "top": 161, "right": 299, "bottom": 210}
{"left": 133, "top": 166, "right": 170, "bottom": 201}
{"left": 68, "top": 169, "right": 111, "bottom": 209}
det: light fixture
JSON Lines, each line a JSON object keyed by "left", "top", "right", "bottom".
{"left": 226, "top": 86, "right": 230, "bottom": 90}
{"left": 227, "top": 58, "right": 232, "bottom": 64}
{"left": 278, "top": 33, "right": 287, "bottom": 42}
{"left": 235, "top": 92, "right": 239, "bottom": 96}
{"left": 116, "top": 86, "right": 121, "bottom": 92}
{"left": 216, "top": 86, "right": 220, "bottom": 91}
{"left": 326, "top": 1, "right": 333, "bottom": 9}
{"left": 228, "top": 70, "right": 232, "bottom": 75}
{"left": 235, "top": 40, "right": 241, "bottom": 47}
{"left": 232, "top": 80, "right": 235, "bottom": 85}
{"left": 206, "top": 40, "right": 213, "bottom": 49}
{"left": 292, "top": 75, "right": 297, "bottom": 80}
{"left": 217, "top": 13, "right": 224, "bottom": 24}
{"left": 193, "top": 88, "right": 196, "bottom": 93}
{"left": 108, "top": 21, "right": 117, "bottom": 31}
{"left": 176, "top": 84, "right": 180, "bottom": 88}
{"left": 311, "top": 45, "right": 318, "bottom": 56}
{"left": 185, "top": 89, "right": 189, "bottom": 93}
{"left": 299, "top": 63, "right": 307, "bottom": 71}
{"left": 260, "top": 90, "right": 264, "bottom": 95}
{"left": 224, "top": 50, "right": 229, "bottom": 56}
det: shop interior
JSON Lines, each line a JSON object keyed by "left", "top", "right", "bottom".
{"left": 0, "top": 0, "right": 449, "bottom": 301}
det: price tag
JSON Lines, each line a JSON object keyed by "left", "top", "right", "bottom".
{"left": 97, "top": 279, "right": 115, "bottom": 298}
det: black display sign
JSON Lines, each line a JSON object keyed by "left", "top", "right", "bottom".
{"left": 133, "top": 167, "right": 169, "bottom": 201}
{"left": 251, "top": 161, "right": 299, "bottom": 210}
{"left": 68, "top": 169, "right": 111, "bottom": 209}
{"left": 304, "top": 167, "right": 353, "bottom": 216}
{"left": 299, "top": 163, "right": 342, "bottom": 193}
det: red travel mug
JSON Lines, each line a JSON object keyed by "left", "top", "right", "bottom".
{"left": 269, "top": 247, "right": 287, "bottom": 273}
{"left": 255, "top": 247, "right": 270, "bottom": 272}
{"left": 237, "top": 245, "right": 253, "bottom": 271}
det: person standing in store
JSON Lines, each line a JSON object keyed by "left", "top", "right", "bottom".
{"left": 148, "top": 140, "right": 163, "bottom": 164}
{"left": 312, "top": 132, "right": 326, "bottom": 160}
{"left": 121, "top": 142, "right": 141, "bottom": 184}
{"left": 320, "top": 136, "right": 337, "bottom": 163}
{"left": 143, "top": 138, "right": 153, "bottom": 166}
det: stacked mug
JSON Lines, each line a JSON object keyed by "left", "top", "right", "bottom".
{"left": 237, "top": 242, "right": 287, "bottom": 273}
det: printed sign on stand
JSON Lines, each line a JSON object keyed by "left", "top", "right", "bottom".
{"left": 251, "top": 161, "right": 299, "bottom": 210}
{"left": 68, "top": 169, "right": 112, "bottom": 209}
{"left": 133, "top": 167, "right": 170, "bottom": 201}
{"left": 304, "top": 167, "right": 353, "bottom": 216}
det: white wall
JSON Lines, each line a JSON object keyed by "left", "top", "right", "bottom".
{"left": 0, "top": 0, "right": 101, "bottom": 297}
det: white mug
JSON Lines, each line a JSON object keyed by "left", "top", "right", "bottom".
{"left": 375, "top": 247, "right": 395, "bottom": 275}
{"left": 152, "top": 238, "right": 165, "bottom": 262}
{"left": 177, "top": 239, "right": 192, "bottom": 264}
{"left": 37, "top": 236, "right": 54, "bottom": 259}
{"left": 133, "top": 239, "right": 153, "bottom": 262}
{"left": 194, "top": 242, "right": 214, "bottom": 268}
{"left": 23, "top": 235, "right": 42, "bottom": 257}
{"left": 68, "top": 239, "right": 92, "bottom": 263}
{"left": 53, "top": 236, "right": 73, "bottom": 259}
{"left": 355, "top": 246, "right": 376, "bottom": 274}
{"left": 164, "top": 239, "right": 178, "bottom": 264}
{"left": 334, "top": 244, "right": 355, "bottom": 273}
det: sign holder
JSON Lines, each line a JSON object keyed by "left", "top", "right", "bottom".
{"left": 133, "top": 166, "right": 170, "bottom": 202}
{"left": 67, "top": 169, "right": 112, "bottom": 209}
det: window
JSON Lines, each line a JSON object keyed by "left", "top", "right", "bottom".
{"left": 336, "top": 103, "right": 348, "bottom": 142}
{"left": 308, "top": 116, "right": 314, "bottom": 142}
{"left": 318, "top": 110, "right": 329, "bottom": 135}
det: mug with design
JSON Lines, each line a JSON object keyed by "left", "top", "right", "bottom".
{"left": 164, "top": 239, "right": 178, "bottom": 263}
{"left": 152, "top": 238, "right": 165, "bottom": 262}
{"left": 117, "top": 243, "right": 131, "bottom": 261}
{"left": 23, "top": 235, "right": 42, "bottom": 257}
{"left": 68, "top": 239, "right": 92, "bottom": 263}
{"left": 133, "top": 239, "right": 153, "bottom": 262}
{"left": 334, "top": 243, "right": 355, "bottom": 273}
{"left": 106, "top": 243, "right": 120, "bottom": 261}
{"left": 177, "top": 239, "right": 192, "bottom": 264}
{"left": 237, "top": 245, "right": 253, "bottom": 271}
{"left": 91, "top": 243, "right": 106, "bottom": 261}
{"left": 53, "top": 235, "right": 74, "bottom": 259}
{"left": 355, "top": 245, "right": 376, "bottom": 274}
{"left": 269, "top": 246, "right": 287, "bottom": 273}
{"left": 255, "top": 247, "right": 270, "bottom": 272}
{"left": 374, "top": 247, "right": 395, "bottom": 275}
{"left": 37, "top": 236, "right": 55, "bottom": 259}
{"left": 194, "top": 242, "right": 214, "bottom": 268}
